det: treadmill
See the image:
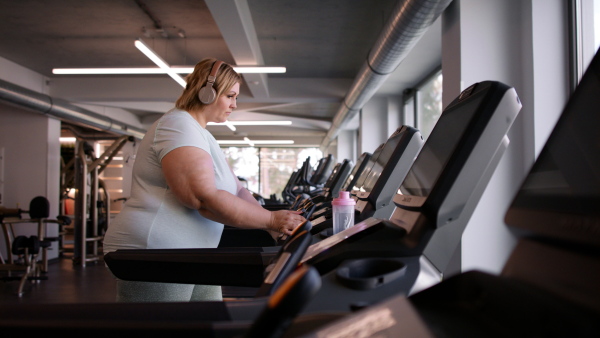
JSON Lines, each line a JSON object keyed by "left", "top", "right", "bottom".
{"left": 219, "top": 154, "right": 339, "bottom": 248}
{"left": 338, "top": 151, "right": 373, "bottom": 198}
{"left": 309, "top": 145, "right": 385, "bottom": 222}
{"left": 289, "top": 157, "right": 351, "bottom": 220}
{"left": 307, "top": 154, "right": 335, "bottom": 192}
{"left": 296, "top": 80, "right": 521, "bottom": 314}
{"left": 105, "top": 125, "right": 423, "bottom": 289}
{"left": 301, "top": 50, "right": 600, "bottom": 338}
{"left": 105, "top": 80, "right": 520, "bottom": 305}
{"left": 310, "top": 125, "right": 424, "bottom": 236}
{"left": 315, "top": 158, "right": 352, "bottom": 203}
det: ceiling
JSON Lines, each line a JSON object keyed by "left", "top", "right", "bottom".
{"left": 0, "top": 0, "right": 443, "bottom": 147}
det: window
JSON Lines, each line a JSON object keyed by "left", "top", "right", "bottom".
{"left": 572, "top": 0, "right": 600, "bottom": 89}
{"left": 222, "top": 146, "right": 322, "bottom": 199}
{"left": 402, "top": 70, "right": 443, "bottom": 140}
{"left": 416, "top": 72, "right": 443, "bottom": 139}
{"left": 595, "top": 0, "right": 600, "bottom": 49}
{"left": 222, "top": 147, "right": 259, "bottom": 192}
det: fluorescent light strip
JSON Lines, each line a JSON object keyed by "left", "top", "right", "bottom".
{"left": 217, "top": 140, "right": 294, "bottom": 145}
{"left": 224, "top": 121, "right": 236, "bottom": 131}
{"left": 59, "top": 137, "right": 77, "bottom": 143}
{"left": 233, "top": 66, "right": 286, "bottom": 73}
{"left": 243, "top": 137, "right": 255, "bottom": 147}
{"left": 53, "top": 68, "right": 168, "bottom": 74}
{"left": 208, "top": 121, "right": 292, "bottom": 126}
{"left": 52, "top": 66, "right": 286, "bottom": 75}
{"left": 134, "top": 39, "right": 187, "bottom": 87}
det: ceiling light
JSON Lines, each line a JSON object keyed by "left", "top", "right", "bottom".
{"left": 233, "top": 66, "right": 286, "bottom": 73}
{"left": 53, "top": 68, "right": 169, "bottom": 74}
{"left": 172, "top": 66, "right": 286, "bottom": 74}
{"left": 248, "top": 140, "right": 295, "bottom": 144}
{"left": 59, "top": 137, "right": 77, "bottom": 143}
{"left": 224, "top": 121, "right": 236, "bottom": 131}
{"left": 229, "top": 121, "right": 292, "bottom": 126}
{"left": 207, "top": 121, "right": 292, "bottom": 126}
{"left": 217, "top": 140, "right": 294, "bottom": 145}
{"left": 52, "top": 66, "right": 286, "bottom": 75}
{"left": 134, "top": 39, "right": 187, "bottom": 87}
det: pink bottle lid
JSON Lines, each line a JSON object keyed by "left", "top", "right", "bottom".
{"left": 332, "top": 191, "right": 356, "bottom": 206}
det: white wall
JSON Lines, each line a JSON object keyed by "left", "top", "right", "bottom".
{"left": 0, "top": 58, "right": 50, "bottom": 95}
{"left": 386, "top": 96, "right": 403, "bottom": 136}
{"left": 335, "top": 130, "right": 357, "bottom": 164}
{"left": 360, "top": 96, "right": 395, "bottom": 153}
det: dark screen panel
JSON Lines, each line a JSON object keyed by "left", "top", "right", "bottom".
{"left": 324, "top": 163, "right": 342, "bottom": 188}
{"left": 361, "top": 128, "right": 406, "bottom": 194}
{"left": 351, "top": 143, "right": 385, "bottom": 192}
{"left": 341, "top": 152, "right": 371, "bottom": 191}
{"left": 399, "top": 85, "right": 485, "bottom": 198}
{"left": 506, "top": 51, "right": 600, "bottom": 246}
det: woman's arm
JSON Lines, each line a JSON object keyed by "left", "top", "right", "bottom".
{"left": 162, "top": 146, "right": 303, "bottom": 235}
{"left": 231, "top": 168, "right": 285, "bottom": 239}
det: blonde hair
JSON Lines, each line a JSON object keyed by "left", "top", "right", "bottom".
{"left": 176, "top": 58, "right": 241, "bottom": 112}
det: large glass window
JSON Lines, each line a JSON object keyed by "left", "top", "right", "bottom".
{"left": 416, "top": 72, "right": 443, "bottom": 139}
{"left": 222, "top": 146, "right": 322, "bottom": 199}
{"left": 403, "top": 70, "right": 443, "bottom": 140}
{"left": 573, "top": 0, "right": 600, "bottom": 88}
{"left": 595, "top": 0, "right": 600, "bottom": 49}
{"left": 222, "top": 147, "right": 259, "bottom": 192}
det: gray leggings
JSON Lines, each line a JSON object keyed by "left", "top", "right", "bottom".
{"left": 116, "top": 279, "right": 223, "bottom": 302}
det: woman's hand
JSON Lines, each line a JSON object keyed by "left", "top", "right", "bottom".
{"left": 269, "top": 210, "right": 306, "bottom": 237}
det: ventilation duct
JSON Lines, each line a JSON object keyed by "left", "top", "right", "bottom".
{"left": 0, "top": 78, "right": 146, "bottom": 140}
{"left": 320, "top": 0, "right": 452, "bottom": 150}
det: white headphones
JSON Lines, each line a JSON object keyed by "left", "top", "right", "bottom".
{"left": 198, "top": 60, "right": 224, "bottom": 104}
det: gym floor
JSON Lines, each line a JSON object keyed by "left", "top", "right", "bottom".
{"left": 0, "top": 255, "right": 117, "bottom": 304}
{"left": 0, "top": 254, "right": 258, "bottom": 304}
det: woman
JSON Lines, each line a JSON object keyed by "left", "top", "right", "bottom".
{"left": 103, "top": 58, "right": 305, "bottom": 302}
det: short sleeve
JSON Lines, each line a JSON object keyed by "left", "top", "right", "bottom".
{"left": 153, "top": 110, "right": 211, "bottom": 162}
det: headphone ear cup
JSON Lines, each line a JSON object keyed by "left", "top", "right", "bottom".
{"left": 198, "top": 85, "right": 217, "bottom": 104}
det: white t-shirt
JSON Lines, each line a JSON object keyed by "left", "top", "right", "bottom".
{"left": 103, "top": 108, "right": 238, "bottom": 253}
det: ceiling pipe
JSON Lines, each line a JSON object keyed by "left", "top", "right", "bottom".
{"left": 320, "top": 0, "right": 453, "bottom": 151}
{"left": 0, "top": 78, "right": 146, "bottom": 140}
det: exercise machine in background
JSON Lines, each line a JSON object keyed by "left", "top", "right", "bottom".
{"left": 60, "top": 133, "right": 135, "bottom": 267}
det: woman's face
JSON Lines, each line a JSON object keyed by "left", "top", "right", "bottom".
{"left": 204, "top": 82, "right": 239, "bottom": 123}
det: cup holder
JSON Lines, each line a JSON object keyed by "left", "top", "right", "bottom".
{"left": 335, "top": 258, "right": 406, "bottom": 290}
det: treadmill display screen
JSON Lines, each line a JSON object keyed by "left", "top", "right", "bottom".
{"left": 505, "top": 52, "right": 600, "bottom": 246}
{"left": 324, "top": 163, "right": 341, "bottom": 188}
{"left": 351, "top": 144, "right": 384, "bottom": 192}
{"left": 341, "top": 153, "right": 370, "bottom": 192}
{"left": 360, "top": 128, "right": 406, "bottom": 194}
{"left": 398, "top": 85, "right": 484, "bottom": 201}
